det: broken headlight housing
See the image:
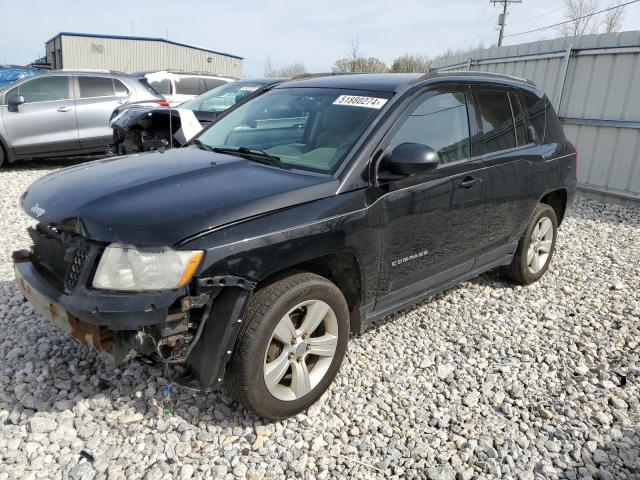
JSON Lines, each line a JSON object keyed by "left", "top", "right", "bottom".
{"left": 93, "top": 244, "right": 204, "bottom": 291}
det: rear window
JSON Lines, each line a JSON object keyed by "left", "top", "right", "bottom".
{"left": 78, "top": 76, "right": 115, "bottom": 97}
{"left": 476, "top": 90, "right": 517, "bottom": 154}
{"left": 175, "top": 77, "right": 202, "bottom": 95}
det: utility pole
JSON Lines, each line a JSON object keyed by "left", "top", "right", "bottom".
{"left": 491, "top": 0, "right": 522, "bottom": 47}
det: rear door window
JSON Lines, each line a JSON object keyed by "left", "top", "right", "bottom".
{"left": 78, "top": 77, "right": 115, "bottom": 97}
{"left": 476, "top": 90, "right": 517, "bottom": 153}
{"left": 8, "top": 76, "right": 71, "bottom": 103}
{"left": 175, "top": 77, "right": 202, "bottom": 95}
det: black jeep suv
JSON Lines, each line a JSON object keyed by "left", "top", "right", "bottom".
{"left": 14, "top": 72, "right": 577, "bottom": 419}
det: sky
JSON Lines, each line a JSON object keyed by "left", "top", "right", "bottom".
{"left": 1, "top": 0, "right": 639, "bottom": 77}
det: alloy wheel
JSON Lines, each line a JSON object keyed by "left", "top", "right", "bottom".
{"left": 527, "top": 216, "right": 553, "bottom": 274}
{"left": 263, "top": 299, "right": 338, "bottom": 401}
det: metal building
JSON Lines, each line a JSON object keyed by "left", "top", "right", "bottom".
{"left": 431, "top": 31, "right": 640, "bottom": 205}
{"left": 44, "top": 32, "right": 243, "bottom": 78}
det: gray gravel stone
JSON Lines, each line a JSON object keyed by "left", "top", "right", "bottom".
{"left": 0, "top": 163, "right": 638, "bottom": 479}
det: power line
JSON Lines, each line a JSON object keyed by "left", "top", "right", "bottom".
{"left": 491, "top": 0, "right": 523, "bottom": 47}
{"left": 470, "top": 4, "right": 500, "bottom": 46}
{"left": 509, "top": 6, "right": 565, "bottom": 25}
{"left": 506, "top": 0, "right": 640, "bottom": 37}
{"left": 459, "top": 2, "right": 493, "bottom": 48}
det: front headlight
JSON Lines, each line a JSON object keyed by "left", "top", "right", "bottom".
{"left": 93, "top": 244, "right": 204, "bottom": 291}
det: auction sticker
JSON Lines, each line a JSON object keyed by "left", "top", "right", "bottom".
{"left": 333, "top": 95, "right": 388, "bottom": 109}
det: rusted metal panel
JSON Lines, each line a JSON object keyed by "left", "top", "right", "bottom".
{"left": 16, "top": 268, "right": 113, "bottom": 353}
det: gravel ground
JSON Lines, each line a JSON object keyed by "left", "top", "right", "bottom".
{"left": 0, "top": 160, "right": 639, "bottom": 480}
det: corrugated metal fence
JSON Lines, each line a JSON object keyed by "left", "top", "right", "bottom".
{"left": 430, "top": 31, "right": 640, "bottom": 204}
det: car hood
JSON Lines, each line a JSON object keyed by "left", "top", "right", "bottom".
{"left": 21, "top": 148, "right": 339, "bottom": 246}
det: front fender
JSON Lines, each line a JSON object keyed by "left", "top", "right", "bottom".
{"left": 182, "top": 189, "right": 382, "bottom": 312}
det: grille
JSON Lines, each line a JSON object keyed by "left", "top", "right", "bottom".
{"left": 66, "top": 248, "right": 88, "bottom": 290}
{"left": 28, "top": 225, "right": 88, "bottom": 291}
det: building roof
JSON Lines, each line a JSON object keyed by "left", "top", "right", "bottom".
{"left": 278, "top": 71, "right": 538, "bottom": 93}
{"left": 46, "top": 32, "right": 243, "bottom": 60}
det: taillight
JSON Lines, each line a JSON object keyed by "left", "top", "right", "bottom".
{"left": 575, "top": 150, "right": 580, "bottom": 176}
{"left": 156, "top": 100, "right": 169, "bottom": 107}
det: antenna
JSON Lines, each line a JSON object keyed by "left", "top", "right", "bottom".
{"left": 166, "top": 28, "right": 173, "bottom": 149}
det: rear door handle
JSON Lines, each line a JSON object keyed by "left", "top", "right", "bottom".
{"left": 459, "top": 176, "right": 482, "bottom": 189}
{"left": 57, "top": 106, "right": 73, "bottom": 112}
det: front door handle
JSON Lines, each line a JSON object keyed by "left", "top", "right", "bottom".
{"left": 57, "top": 106, "right": 73, "bottom": 112}
{"left": 459, "top": 176, "right": 482, "bottom": 189}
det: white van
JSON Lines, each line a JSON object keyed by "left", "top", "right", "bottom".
{"left": 142, "top": 71, "right": 236, "bottom": 106}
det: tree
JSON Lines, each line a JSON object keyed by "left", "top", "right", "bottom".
{"left": 331, "top": 38, "right": 388, "bottom": 74}
{"left": 332, "top": 57, "right": 388, "bottom": 74}
{"left": 558, "top": 0, "right": 600, "bottom": 37}
{"left": 602, "top": 0, "right": 627, "bottom": 33}
{"left": 391, "top": 54, "right": 431, "bottom": 73}
{"left": 263, "top": 58, "right": 307, "bottom": 78}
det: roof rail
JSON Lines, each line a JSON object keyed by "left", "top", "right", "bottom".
{"left": 57, "top": 68, "right": 126, "bottom": 74}
{"left": 292, "top": 72, "right": 355, "bottom": 80}
{"left": 415, "top": 70, "right": 537, "bottom": 87}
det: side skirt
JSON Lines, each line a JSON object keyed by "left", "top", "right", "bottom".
{"left": 364, "top": 251, "right": 515, "bottom": 326}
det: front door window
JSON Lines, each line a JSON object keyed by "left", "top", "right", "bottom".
{"left": 7, "top": 76, "right": 71, "bottom": 103}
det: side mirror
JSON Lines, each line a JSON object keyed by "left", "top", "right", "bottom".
{"left": 7, "top": 94, "right": 25, "bottom": 112}
{"left": 388, "top": 142, "right": 439, "bottom": 176}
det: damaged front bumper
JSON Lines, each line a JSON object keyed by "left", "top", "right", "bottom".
{"left": 13, "top": 251, "right": 254, "bottom": 391}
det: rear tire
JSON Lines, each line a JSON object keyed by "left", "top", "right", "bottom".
{"left": 501, "top": 203, "right": 558, "bottom": 285}
{"left": 225, "top": 272, "right": 349, "bottom": 420}
{"left": 0, "top": 144, "right": 5, "bottom": 167}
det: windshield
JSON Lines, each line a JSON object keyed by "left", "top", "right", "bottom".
{"left": 181, "top": 81, "right": 267, "bottom": 113}
{"left": 194, "top": 87, "right": 391, "bottom": 173}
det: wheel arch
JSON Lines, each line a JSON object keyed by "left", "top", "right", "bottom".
{"left": 540, "top": 188, "right": 567, "bottom": 226}
{"left": 258, "top": 251, "right": 364, "bottom": 334}
{"left": 0, "top": 133, "right": 13, "bottom": 165}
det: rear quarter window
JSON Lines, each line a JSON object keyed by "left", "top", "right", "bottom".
{"left": 543, "top": 97, "right": 566, "bottom": 144}
{"left": 522, "top": 92, "right": 546, "bottom": 143}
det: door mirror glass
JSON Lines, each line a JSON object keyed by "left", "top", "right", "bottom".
{"left": 7, "top": 94, "right": 25, "bottom": 112}
{"left": 388, "top": 142, "right": 439, "bottom": 175}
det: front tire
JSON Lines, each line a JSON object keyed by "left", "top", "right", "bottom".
{"left": 225, "top": 272, "right": 350, "bottom": 420}
{"left": 501, "top": 203, "right": 558, "bottom": 285}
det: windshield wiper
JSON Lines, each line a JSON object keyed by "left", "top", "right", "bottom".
{"left": 212, "top": 146, "right": 291, "bottom": 170}
{"left": 192, "top": 139, "right": 215, "bottom": 152}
